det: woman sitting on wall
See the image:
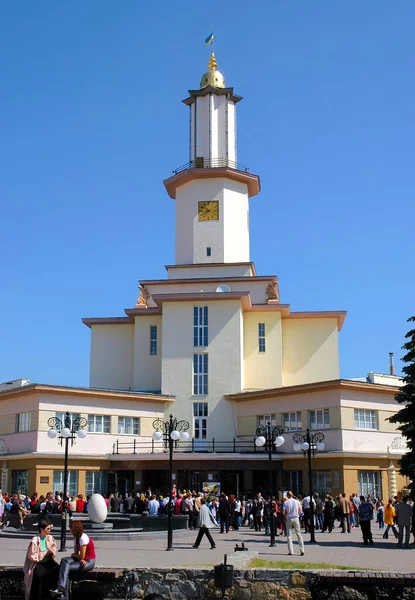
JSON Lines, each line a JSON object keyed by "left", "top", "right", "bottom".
{"left": 50, "top": 521, "right": 95, "bottom": 600}
{"left": 24, "top": 517, "right": 59, "bottom": 600}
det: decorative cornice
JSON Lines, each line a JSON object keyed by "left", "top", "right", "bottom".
{"left": 0, "top": 383, "right": 174, "bottom": 402}
{"left": 165, "top": 262, "right": 257, "bottom": 276}
{"left": 182, "top": 86, "right": 243, "bottom": 105}
{"left": 140, "top": 275, "right": 276, "bottom": 286}
{"left": 163, "top": 167, "right": 260, "bottom": 199}
{"left": 224, "top": 378, "right": 400, "bottom": 402}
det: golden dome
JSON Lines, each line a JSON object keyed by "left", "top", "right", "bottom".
{"left": 200, "top": 52, "right": 225, "bottom": 89}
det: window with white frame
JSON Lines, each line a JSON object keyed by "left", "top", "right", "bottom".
{"left": 312, "top": 470, "right": 331, "bottom": 494}
{"left": 193, "top": 354, "right": 208, "bottom": 395}
{"left": 193, "top": 403, "right": 208, "bottom": 417}
{"left": 258, "top": 323, "right": 266, "bottom": 352}
{"left": 282, "top": 412, "right": 302, "bottom": 431}
{"left": 56, "top": 412, "right": 80, "bottom": 429}
{"left": 53, "top": 470, "right": 78, "bottom": 497}
{"left": 118, "top": 416, "right": 140, "bottom": 435}
{"left": 16, "top": 412, "right": 31, "bottom": 432}
{"left": 85, "top": 470, "right": 108, "bottom": 496}
{"left": 354, "top": 409, "right": 378, "bottom": 430}
{"left": 150, "top": 325, "right": 157, "bottom": 355}
{"left": 88, "top": 414, "right": 110, "bottom": 434}
{"left": 194, "top": 307, "right": 208, "bottom": 347}
{"left": 358, "top": 470, "right": 381, "bottom": 498}
{"left": 256, "top": 414, "right": 276, "bottom": 428}
{"left": 309, "top": 409, "right": 330, "bottom": 430}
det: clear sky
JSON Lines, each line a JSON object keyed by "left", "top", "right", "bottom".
{"left": 1, "top": 1, "right": 413, "bottom": 387}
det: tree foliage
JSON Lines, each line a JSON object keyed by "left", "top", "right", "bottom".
{"left": 389, "top": 316, "right": 415, "bottom": 490}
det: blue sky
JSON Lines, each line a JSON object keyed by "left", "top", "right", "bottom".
{"left": 1, "top": 1, "right": 413, "bottom": 386}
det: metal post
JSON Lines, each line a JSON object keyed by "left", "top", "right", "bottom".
{"left": 60, "top": 436, "right": 69, "bottom": 552}
{"left": 268, "top": 423, "right": 276, "bottom": 547}
{"left": 307, "top": 429, "right": 316, "bottom": 543}
{"left": 167, "top": 415, "right": 173, "bottom": 551}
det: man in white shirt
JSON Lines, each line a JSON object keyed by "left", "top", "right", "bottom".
{"left": 302, "top": 494, "right": 315, "bottom": 534}
{"left": 282, "top": 491, "right": 305, "bottom": 556}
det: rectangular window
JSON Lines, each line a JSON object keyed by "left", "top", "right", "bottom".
{"left": 358, "top": 470, "right": 381, "bottom": 498}
{"left": 193, "top": 402, "right": 208, "bottom": 417}
{"left": 193, "top": 353, "right": 208, "bottom": 395}
{"left": 256, "top": 414, "right": 276, "bottom": 428}
{"left": 282, "top": 412, "right": 302, "bottom": 432}
{"left": 12, "top": 470, "right": 28, "bottom": 495}
{"left": 150, "top": 325, "right": 158, "bottom": 356}
{"left": 312, "top": 471, "right": 331, "bottom": 495}
{"left": 85, "top": 471, "right": 108, "bottom": 496}
{"left": 88, "top": 414, "right": 110, "bottom": 434}
{"left": 194, "top": 306, "right": 208, "bottom": 347}
{"left": 283, "top": 470, "right": 303, "bottom": 496}
{"left": 118, "top": 416, "right": 140, "bottom": 435}
{"left": 53, "top": 470, "right": 78, "bottom": 498}
{"left": 56, "top": 412, "right": 80, "bottom": 429}
{"left": 309, "top": 409, "right": 330, "bottom": 430}
{"left": 258, "top": 323, "right": 266, "bottom": 352}
{"left": 354, "top": 409, "right": 378, "bottom": 430}
{"left": 206, "top": 247, "right": 211, "bottom": 257}
{"left": 16, "top": 412, "right": 31, "bottom": 432}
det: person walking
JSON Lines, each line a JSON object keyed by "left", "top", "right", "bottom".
{"left": 192, "top": 497, "right": 217, "bottom": 549}
{"left": 395, "top": 496, "right": 412, "bottom": 548}
{"left": 358, "top": 496, "right": 374, "bottom": 546}
{"left": 24, "top": 518, "right": 59, "bottom": 600}
{"left": 383, "top": 498, "right": 398, "bottom": 539}
{"left": 351, "top": 494, "right": 360, "bottom": 527}
{"left": 340, "top": 493, "right": 351, "bottom": 533}
{"left": 50, "top": 521, "right": 95, "bottom": 600}
{"left": 282, "top": 492, "right": 304, "bottom": 556}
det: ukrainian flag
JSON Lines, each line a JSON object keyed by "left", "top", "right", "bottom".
{"left": 205, "top": 33, "right": 214, "bottom": 45}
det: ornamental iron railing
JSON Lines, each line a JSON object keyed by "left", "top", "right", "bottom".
{"left": 173, "top": 157, "right": 249, "bottom": 175}
{"left": 112, "top": 437, "right": 285, "bottom": 455}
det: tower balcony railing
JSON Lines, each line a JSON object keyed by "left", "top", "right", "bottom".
{"left": 173, "top": 157, "right": 249, "bottom": 175}
{"left": 112, "top": 437, "right": 284, "bottom": 455}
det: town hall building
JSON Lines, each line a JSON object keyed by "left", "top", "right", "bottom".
{"left": 0, "top": 51, "right": 408, "bottom": 501}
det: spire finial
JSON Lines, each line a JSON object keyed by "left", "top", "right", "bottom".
{"left": 200, "top": 31, "right": 225, "bottom": 89}
{"left": 208, "top": 52, "right": 218, "bottom": 71}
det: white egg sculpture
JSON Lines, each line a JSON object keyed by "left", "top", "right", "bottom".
{"left": 87, "top": 493, "right": 107, "bottom": 524}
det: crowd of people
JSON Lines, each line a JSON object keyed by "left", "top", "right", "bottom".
{"left": 2, "top": 484, "right": 415, "bottom": 598}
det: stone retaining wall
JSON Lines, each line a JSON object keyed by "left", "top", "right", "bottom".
{"left": 1, "top": 566, "right": 415, "bottom": 599}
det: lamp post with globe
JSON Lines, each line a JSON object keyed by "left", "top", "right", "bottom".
{"left": 293, "top": 429, "right": 325, "bottom": 543}
{"left": 254, "top": 422, "right": 285, "bottom": 547}
{"left": 152, "top": 414, "right": 190, "bottom": 551}
{"left": 47, "top": 411, "right": 88, "bottom": 551}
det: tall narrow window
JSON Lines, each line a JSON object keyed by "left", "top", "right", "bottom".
{"left": 194, "top": 307, "right": 208, "bottom": 347}
{"left": 206, "top": 247, "right": 212, "bottom": 257}
{"left": 193, "top": 353, "right": 208, "bottom": 395}
{"left": 16, "top": 412, "right": 31, "bottom": 432}
{"left": 150, "top": 325, "right": 157, "bottom": 355}
{"left": 258, "top": 323, "right": 266, "bottom": 352}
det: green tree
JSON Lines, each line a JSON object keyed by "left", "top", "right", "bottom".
{"left": 389, "top": 316, "right": 415, "bottom": 494}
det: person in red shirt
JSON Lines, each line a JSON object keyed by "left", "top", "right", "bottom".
{"left": 75, "top": 495, "right": 85, "bottom": 513}
{"left": 50, "top": 521, "right": 95, "bottom": 600}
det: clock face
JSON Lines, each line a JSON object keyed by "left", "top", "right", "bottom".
{"left": 198, "top": 201, "right": 219, "bottom": 221}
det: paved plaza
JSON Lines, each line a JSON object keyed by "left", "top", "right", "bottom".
{"left": 1, "top": 525, "right": 414, "bottom": 572}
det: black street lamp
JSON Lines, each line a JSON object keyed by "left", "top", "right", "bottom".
{"left": 47, "top": 411, "right": 88, "bottom": 552}
{"left": 255, "top": 422, "right": 285, "bottom": 547}
{"left": 293, "top": 429, "right": 325, "bottom": 543}
{"left": 152, "top": 414, "right": 190, "bottom": 551}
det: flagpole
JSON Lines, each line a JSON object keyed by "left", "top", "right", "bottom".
{"left": 211, "top": 24, "right": 215, "bottom": 53}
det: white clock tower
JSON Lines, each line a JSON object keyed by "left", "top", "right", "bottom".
{"left": 164, "top": 52, "right": 260, "bottom": 267}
